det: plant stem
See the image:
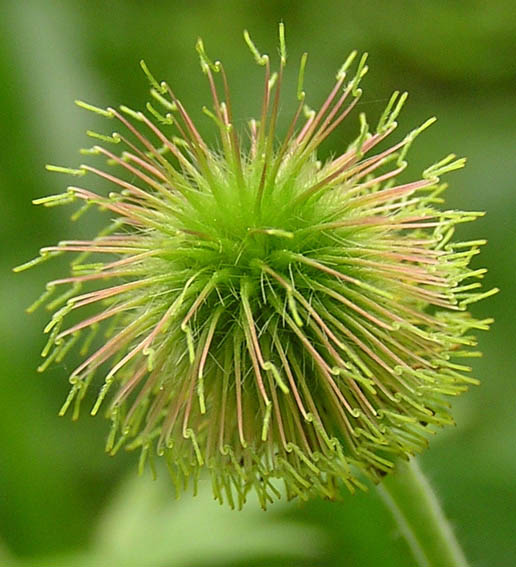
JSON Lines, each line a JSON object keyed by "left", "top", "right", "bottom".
{"left": 377, "top": 459, "right": 469, "bottom": 567}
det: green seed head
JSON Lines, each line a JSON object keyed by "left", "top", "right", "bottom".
{"left": 17, "top": 25, "right": 496, "bottom": 509}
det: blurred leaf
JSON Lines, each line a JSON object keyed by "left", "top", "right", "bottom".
{"left": 91, "top": 473, "right": 324, "bottom": 566}
{"left": 15, "top": 473, "right": 325, "bottom": 567}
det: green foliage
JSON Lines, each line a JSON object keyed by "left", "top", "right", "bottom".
{"left": 1, "top": 2, "right": 514, "bottom": 566}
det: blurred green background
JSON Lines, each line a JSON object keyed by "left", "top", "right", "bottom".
{"left": 1, "top": 1, "right": 515, "bottom": 566}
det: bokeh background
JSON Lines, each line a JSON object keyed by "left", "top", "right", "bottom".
{"left": 1, "top": 1, "right": 515, "bottom": 566}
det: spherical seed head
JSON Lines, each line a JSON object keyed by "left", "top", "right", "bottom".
{"left": 18, "top": 26, "right": 496, "bottom": 509}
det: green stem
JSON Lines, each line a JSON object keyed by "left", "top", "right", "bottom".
{"left": 377, "top": 459, "right": 469, "bottom": 567}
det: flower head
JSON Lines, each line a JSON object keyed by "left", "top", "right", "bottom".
{"left": 17, "top": 25, "right": 496, "bottom": 508}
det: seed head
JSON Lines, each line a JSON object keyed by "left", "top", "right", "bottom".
{"left": 17, "top": 25, "right": 496, "bottom": 508}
